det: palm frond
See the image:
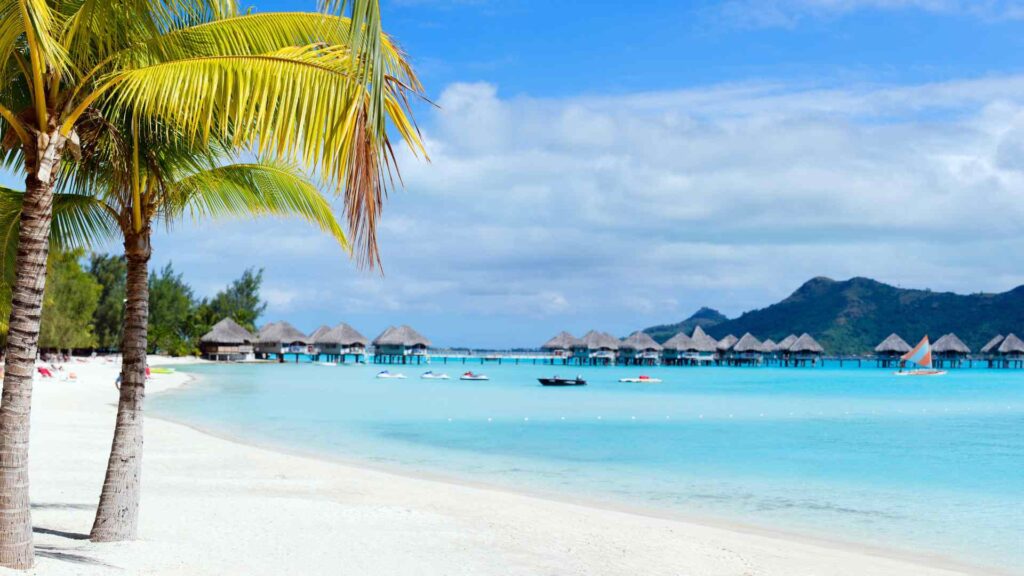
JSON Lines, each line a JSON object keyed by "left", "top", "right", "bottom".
{"left": 0, "top": 187, "right": 119, "bottom": 317}
{"left": 164, "top": 160, "right": 348, "bottom": 250}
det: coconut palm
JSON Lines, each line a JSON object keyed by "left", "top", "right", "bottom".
{"left": 0, "top": 0, "right": 423, "bottom": 566}
{"left": 0, "top": 131, "right": 349, "bottom": 541}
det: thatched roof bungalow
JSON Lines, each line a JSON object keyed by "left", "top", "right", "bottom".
{"left": 373, "top": 325, "right": 430, "bottom": 353}
{"left": 997, "top": 333, "right": 1024, "bottom": 359}
{"left": 578, "top": 330, "right": 620, "bottom": 364}
{"left": 786, "top": 333, "right": 824, "bottom": 366}
{"left": 255, "top": 321, "right": 309, "bottom": 358}
{"left": 728, "top": 333, "right": 766, "bottom": 365}
{"left": 315, "top": 323, "right": 368, "bottom": 358}
{"left": 309, "top": 325, "right": 332, "bottom": 342}
{"left": 542, "top": 332, "right": 580, "bottom": 356}
{"left": 761, "top": 339, "right": 779, "bottom": 354}
{"left": 661, "top": 332, "right": 692, "bottom": 364}
{"left": 776, "top": 334, "right": 798, "bottom": 352}
{"left": 619, "top": 331, "right": 662, "bottom": 365}
{"left": 980, "top": 335, "right": 1005, "bottom": 357}
{"left": 199, "top": 318, "right": 256, "bottom": 361}
{"left": 872, "top": 334, "right": 913, "bottom": 356}
{"left": 716, "top": 334, "right": 738, "bottom": 353}
{"left": 932, "top": 333, "right": 970, "bottom": 367}
{"left": 687, "top": 326, "right": 719, "bottom": 353}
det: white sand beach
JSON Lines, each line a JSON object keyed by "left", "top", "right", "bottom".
{"left": 6, "top": 357, "right": 995, "bottom": 575}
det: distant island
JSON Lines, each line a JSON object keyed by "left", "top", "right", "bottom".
{"left": 642, "top": 276, "right": 1024, "bottom": 354}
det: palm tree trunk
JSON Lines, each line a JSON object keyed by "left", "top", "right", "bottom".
{"left": 0, "top": 131, "right": 65, "bottom": 569}
{"left": 90, "top": 227, "right": 151, "bottom": 542}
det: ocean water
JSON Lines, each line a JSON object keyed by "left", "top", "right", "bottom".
{"left": 150, "top": 361, "right": 1024, "bottom": 572}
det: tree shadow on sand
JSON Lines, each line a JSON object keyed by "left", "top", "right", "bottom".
{"left": 34, "top": 526, "right": 90, "bottom": 541}
{"left": 36, "top": 546, "right": 115, "bottom": 568}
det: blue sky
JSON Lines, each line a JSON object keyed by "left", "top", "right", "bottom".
{"left": 8, "top": 0, "right": 1024, "bottom": 348}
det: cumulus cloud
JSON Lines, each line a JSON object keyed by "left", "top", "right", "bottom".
{"left": 142, "top": 74, "right": 1024, "bottom": 347}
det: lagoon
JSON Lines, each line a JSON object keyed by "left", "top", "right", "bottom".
{"left": 151, "top": 363, "right": 1024, "bottom": 572}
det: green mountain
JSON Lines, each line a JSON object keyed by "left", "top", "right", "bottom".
{"left": 644, "top": 277, "right": 1024, "bottom": 355}
{"left": 644, "top": 307, "right": 729, "bottom": 343}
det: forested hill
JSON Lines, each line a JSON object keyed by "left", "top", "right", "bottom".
{"left": 643, "top": 277, "right": 1024, "bottom": 354}
{"left": 643, "top": 307, "right": 728, "bottom": 343}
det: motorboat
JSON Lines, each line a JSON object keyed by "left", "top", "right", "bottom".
{"left": 895, "top": 336, "right": 947, "bottom": 376}
{"left": 539, "top": 376, "right": 586, "bottom": 386}
{"left": 376, "top": 370, "right": 407, "bottom": 379}
{"left": 420, "top": 371, "right": 451, "bottom": 380}
{"left": 460, "top": 371, "right": 489, "bottom": 381}
{"left": 618, "top": 375, "right": 662, "bottom": 383}
{"left": 317, "top": 361, "right": 338, "bottom": 367}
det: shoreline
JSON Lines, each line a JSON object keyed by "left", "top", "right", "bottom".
{"left": 150, "top": 364, "right": 1009, "bottom": 576}
{"left": 16, "top": 356, "right": 1010, "bottom": 575}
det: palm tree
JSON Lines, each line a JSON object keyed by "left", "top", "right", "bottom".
{"left": 0, "top": 0, "right": 423, "bottom": 566}
{"left": 86, "top": 128, "right": 350, "bottom": 543}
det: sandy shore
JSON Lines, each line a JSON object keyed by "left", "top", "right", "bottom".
{"left": 3, "top": 356, "right": 999, "bottom": 575}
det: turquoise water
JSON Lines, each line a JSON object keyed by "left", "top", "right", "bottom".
{"left": 151, "top": 362, "right": 1024, "bottom": 572}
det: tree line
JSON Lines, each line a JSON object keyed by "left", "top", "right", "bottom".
{"left": 28, "top": 250, "right": 267, "bottom": 356}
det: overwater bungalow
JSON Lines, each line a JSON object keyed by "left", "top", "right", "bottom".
{"left": 776, "top": 334, "right": 798, "bottom": 353}
{"left": 874, "top": 333, "right": 911, "bottom": 368}
{"left": 728, "top": 333, "right": 765, "bottom": 366}
{"left": 308, "top": 325, "right": 332, "bottom": 343}
{"left": 198, "top": 318, "right": 256, "bottom": 361}
{"left": 255, "top": 321, "right": 309, "bottom": 362}
{"left": 315, "top": 323, "right": 368, "bottom": 363}
{"left": 716, "top": 334, "right": 738, "bottom": 364}
{"left": 683, "top": 326, "right": 719, "bottom": 365}
{"left": 579, "top": 330, "right": 620, "bottom": 365}
{"left": 761, "top": 339, "right": 779, "bottom": 363}
{"left": 980, "top": 335, "right": 1004, "bottom": 367}
{"left": 786, "top": 333, "right": 824, "bottom": 366}
{"left": 619, "top": 331, "right": 663, "bottom": 366}
{"left": 660, "top": 332, "right": 692, "bottom": 365}
{"left": 372, "top": 325, "right": 432, "bottom": 364}
{"left": 542, "top": 331, "right": 581, "bottom": 361}
{"left": 932, "top": 333, "right": 971, "bottom": 368}
{"left": 996, "top": 333, "right": 1024, "bottom": 368}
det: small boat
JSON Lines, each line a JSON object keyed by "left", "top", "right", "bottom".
{"left": 460, "top": 371, "right": 489, "bottom": 381}
{"left": 376, "top": 370, "right": 407, "bottom": 379}
{"left": 618, "top": 375, "right": 662, "bottom": 383}
{"left": 317, "top": 361, "right": 338, "bottom": 367}
{"left": 895, "top": 336, "right": 947, "bottom": 376}
{"left": 539, "top": 376, "right": 586, "bottom": 386}
{"left": 420, "top": 371, "right": 450, "bottom": 380}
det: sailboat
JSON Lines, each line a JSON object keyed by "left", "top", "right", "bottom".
{"left": 896, "top": 336, "right": 947, "bottom": 376}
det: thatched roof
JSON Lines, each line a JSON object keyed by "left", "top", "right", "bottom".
{"left": 997, "top": 333, "right": 1024, "bottom": 354}
{"left": 200, "top": 318, "right": 255, "bottom": 344}
{"left": 309, "top": 325, "right": 332, "bottom": 342}
{"left": 932, "top": 333, "right": 970, "bottom": 354}
{"left": 981, "top": 335, "right": 1005, "bottom": 354}
{"left": 688, "top": 326, "right": 719, "bottom": 352}
{"left": 732, "top": 333, "right": 764, "bottom": 353}
{"left": 620, "top": 331, "right": 663, "bottom": 351}
{"left": 373, "top": 325, "right": 431, "bottom": 348}
{"left": 316, "top": 323, "right": 368, "bottom": 346}
{"left": 776, "top": 334, "right": 798, "bottom": 351}
{"left": 761, "top": 339, "right": 779, "bottom": 353}
{"left": 716, "top": 334, "right": 738, "bottom": 352}
{"left": 542, "top": 331, "right": 580, "bottom": 350}
{"left": 875, "top": 333, "right": 911, "bottom": 354}
{"left": 580, "top": 330, "right": 620, "bottom": 350}
{"left": 662, "top": 332, "right": 693, "bottom": 351}
{"left": 789, "top": 333, "right": 824, "bottom": 354}
{"left": 258, "top": 321, "right": 308, "bottom": 344}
